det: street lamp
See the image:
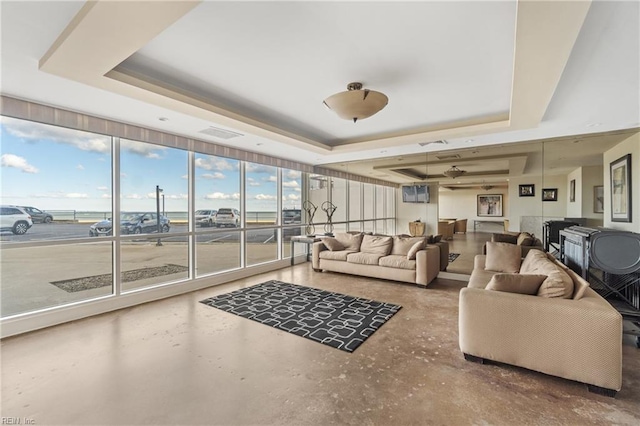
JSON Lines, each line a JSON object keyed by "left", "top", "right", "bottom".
{"left": 156, "top": 185, "right": 163, "bottom": 246}
{"left": 162, "top": 193, "right": 165, "bottom": 217}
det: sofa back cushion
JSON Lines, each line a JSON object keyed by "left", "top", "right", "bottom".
{"left": 491, "top": 233, "right": 518, "bottom": 244}
{"left": 520, "top": 250, "right": 574, "bottom": 298}
{"left": 486, "top": 273, "right": 547, "bottom": 295}
{"left": 391, "top": 236, "right": 425, "bottom": 256}
{"left": 407, "top": 241, "right": 424, "bottom": 260}
{"left": 322, "top": 237, "right": 345, "bottom": 251}
{"left": 485, "top": 242, "right": 521, "bottom": 273}
{"left": 360, "top": 235, "right": 394, "bottom": 255}
{"left": 517, "top": 232, "right": 535, "bottom": 246}
{"left": 335, "top": 232, "right": 364, "bottom": 252}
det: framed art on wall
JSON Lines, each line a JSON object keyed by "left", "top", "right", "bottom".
{"left": 594, "top": 185, "right": 604, "bottom": 213}
{"left": 610, "top": 154, "right": 632, "bottom": 222}
{"left": 477, "top": 194, "right": 503, "bottom": 217}
{"left": 570, "top": 179, "right": 576, "bottom": 202}
{"left": 542, "top": 188, "right": 558, "bottom": 202}
{"left": 519, "top": 184, "right": 535, "bottom": 197}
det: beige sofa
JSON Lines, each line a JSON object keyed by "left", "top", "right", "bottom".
{"left": 312, "top": 233, "right": 440, "bottom": 287}
{"left": 459, "top": 244, "right": 623, "bottom": 396}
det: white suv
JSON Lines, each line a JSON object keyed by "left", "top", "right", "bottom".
{"left": 0, "top": 205, "right": 33, "bottom": 235}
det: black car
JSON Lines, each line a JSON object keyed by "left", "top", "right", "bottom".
{"left": 89, "top": 213, "right": 170, "bottom": 236}
{"left": 20, "top": 206, "right": 53, "bottom": 223}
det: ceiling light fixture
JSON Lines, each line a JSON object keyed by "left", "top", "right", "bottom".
{"left": 323, "top": 82, "right": 388, "bottom": 123}
{"left": 481, "top": 184, "right": 494, "bottom": 191}
{"left": 443, "top": 165, "right": 466, "bottom": 179}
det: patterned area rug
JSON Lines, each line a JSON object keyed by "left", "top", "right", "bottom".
{"left": 448, "top": 253, "right": 461, "bottom": 262}
{"left": 200, "top": 280, "right": 402, "bottom": 353}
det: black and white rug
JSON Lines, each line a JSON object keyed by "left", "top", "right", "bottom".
{"left": 448, "top": 253, "right": 461, "bottom": 263}
{"left": 200, "top": 280, "right": 402, "bottom": 353}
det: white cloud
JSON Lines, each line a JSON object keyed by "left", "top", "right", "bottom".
{"left": 120, "top": 172, "right": 127, "bottom": 178}
{"left": 264, "top": 175, "right": 277, "bottom": 183}
{"left": 181, "top": 174, "right": 188, "bottom": 180}
{"left": 166, "top": 194, "right": 188, "bottom": 200}
{"left": 121, "top": 139, "right": 165, "bottom": 159}
{"left": 283, "top": 180, "right": 299, "bottom": 188}
{"left": 0, "top": 154, "right": 39, "bottom": 173}
{"left": 202, "top": 172, "right": 225, "bottom": 180}
{"left": 204, "top": 192, "right": 240, "bottom": 200}
{"left": 125, "top": 194, "right": 143, "bottom": 199}
{"left": 1, "top": 116, "right": 110, "bottom": 153}
{"left": 76, "top": 164, "right": 85, "bottom": 170}
{"left": 101, "top": 194, "right": 112, "bottom": 199}
{"left": 255, "top": 194, "right": 277, "bottom": 200}
{"left": 32, "top": 191, "right": 87, "bottom": 199}
{"left": 195, "top": 157, "right": 237, "bottom": 171}
{"left": 285, "top": 170, "right": 301, "bottom": 179}
{"left": 246, "top": 163, "right": 276, "bottom": 174}
{"left": 97, "top": 186, "right": 109, "bottom": 191}
{"left": 65, "top": 193, "right": 88, "bottom": 198}
{"left": 294, "top": 188, "right": 301, "bottom": 192}
{"left": 287, "top": 194, "right": 300, "bottom": 201}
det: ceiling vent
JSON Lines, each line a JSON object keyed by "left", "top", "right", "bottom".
{"left": 198, "top": 126, "right": 244, "bottom": 140}
{"left": 418, "top": 140, "right": 448, "bottom": 147}
{"left": 436, "top": 154, "right": 461, "bottom": 160}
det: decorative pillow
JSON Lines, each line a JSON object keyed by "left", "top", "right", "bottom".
{"left": 407, "top": 241, "right": 424, "bottom": 260}
{"left": 485, "top": 242, "right": 521, "bottom": 273}
{"left": 334, "top": 232, "right": 364, "bottom": 252}
{"left": 520, "top": 249, "right": 547, "bottom": 274}
{"left": 391, "top": 236, "right": 425, "bottom": 256}
{"left": 424, "top": 234, "right": 434, "bottom": 244}
{"left": 360, "top": 235, "right": 393, "bottom": 255}
{"left": 572, "top": 278, "right": 590, "bottom": 300}
{"left": 537, "top": 269, "right": 574, "bottom": 298}
{"left": 486, "top": 273, "right": 547, "bottom": 295}
{"left": 427, "top": 234, "right": 443, "bottom": 244}
{"left": 517, "top": 232, "right": 535, "bottom": 246}
{"left": 322, "top": 237, "right": 344, "bottom": 251}
{"left": 492, "top": 233, "right": 518, "bottom": 244}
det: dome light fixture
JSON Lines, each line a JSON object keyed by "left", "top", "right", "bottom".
{"left": 443, "top": 165, "right": 466, "bottom": 179}
{"left": 481, "top": 184, "right": 494, "bottom": 191}
{"left": 323, "top": 82, "right": 388, "bottom": 123}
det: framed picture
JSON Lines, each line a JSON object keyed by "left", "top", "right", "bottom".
{"left": 569, "top": 179, "right": 576, "bottom": 202}
{"left": 477, "top": 194, "right": 503, "bottom": 217}
{"left": 519, "top": 184, "right": 535, "bottom": 197}
{"left": 542, "top": 188, "right": 558, "bottom": 202}
{"left": 610, "top": 154, "right": 632, "bottom": 222}
{"left": 594, "top": 185, "right": 604, "bottom": 213}
{"left": 402, "top": 185, "right": 430, "bottom": 203}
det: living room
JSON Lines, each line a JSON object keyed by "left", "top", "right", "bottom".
{"left": 1, "top": 1, "right": 639, "bottom": 424}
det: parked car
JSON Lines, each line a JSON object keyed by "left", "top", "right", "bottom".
{"left": 275, "top": 209, "right": 302, "bottom": 240}
{"left": 20, "top": 206, "right": 54, "bottom": 223}
{"left": 215, "top": 208, "right": 240, "bottom": 228}
{"left": 195, "top": 209, "right": 217, "bottom": 227}
{"left": 89, "top": 213, "right": 170, "bottom": 236}
{"left": 0, "top": 205, "right": 33, "bottom": 235}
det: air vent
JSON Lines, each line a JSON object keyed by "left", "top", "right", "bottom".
{"left": 418, "top": 140, "right": 448, "bottom": 147}
{"left": 436, "top": 154, "right": 461, "bottom": 160}
{"left": 198, "top": 126, "right": 244, "bottom": 140}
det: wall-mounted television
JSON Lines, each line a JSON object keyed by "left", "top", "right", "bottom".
{"left": 402, "top": 185, "right": 430, "bottom": 203}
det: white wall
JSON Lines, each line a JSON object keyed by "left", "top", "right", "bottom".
{"left": 396, "top": 183, "right": 439, "bottom": 236}
{"left": 604, "top": 133, "right": 640, "bottom": 231}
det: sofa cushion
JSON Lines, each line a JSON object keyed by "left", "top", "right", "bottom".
{"left": 319, "top": 250, "right": 355, "bottom": 261}
{"left": 492, "top": 233, "right": 518, "bottom": 244}
{"left": 407, "top": 241, "right": 424, "bottom": 260}
{"left": 360, "top": 235, "right": 393, "bottom": 255}
{"left": 335, "top": 232, "right": 364, "bottom": 252}
{"left": 347, "top": 252, "right": 384, "bottom": 265}
{"left": 486, "top": 273, "right": 547, "bottom": 295}
{"left": 517, "top": 232, "right": 535, "bottom": 246}
{"left": 572, "top": 278, "right": 590, "bottom": 300}
{"left": 485, "top": 242, "right": 521, "bottom": 273}
{"left": 392, "top": 236, "right": 425, "bottom": 256}
{"left": 520, "top": 250, "right": 574, "bottom": 298}
{"left": 468, "top": 269, "right": 495, "bottom": 289}
{"left": 322, "top": 237, "right": 344, "bottom": 251}
{"left": 379, "top": 255, "right": 416, "bottom": 270}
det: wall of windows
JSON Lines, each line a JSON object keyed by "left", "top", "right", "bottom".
{"left": 0, "top": 111, "right": 396, "bottom": 336}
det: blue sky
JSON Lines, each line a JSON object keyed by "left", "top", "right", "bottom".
{"left": 1, "top": 116, "right": 301, "bottom": 212}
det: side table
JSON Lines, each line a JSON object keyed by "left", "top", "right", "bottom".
{"left": 290, "top": 235, "right": 322, "bottom": 265}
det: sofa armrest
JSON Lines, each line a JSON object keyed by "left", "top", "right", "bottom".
{"left": 474, "top": 255, "right": 487, "bottom": 270}
{"left": 416, "top": 245, "right": 440, "bottom": 286}
{"left": 459, "top": 287, "right": 622, "bottom": 390}
{"left": 312, "top": 241, "right": 327, "bottom": 269}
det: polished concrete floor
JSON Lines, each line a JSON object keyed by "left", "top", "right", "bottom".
{"left": 2, "top": 261, "right": 640, "bottom": 425}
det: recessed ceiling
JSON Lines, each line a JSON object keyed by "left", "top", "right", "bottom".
{"left": 0, "top": 0, "right": 638, "bottom": 175}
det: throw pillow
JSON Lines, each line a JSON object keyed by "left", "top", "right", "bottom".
{"left": 432, "top": 235, "right": 443, "bottom": 243}
{"left": 537, "top": 268, "right": 574, "bottom": 298}
{"left": 407, "top": 241, "right": 424, "bottom": 260}
{"left": 391, "top": 236, "right": 425, "bottom": 256}
{"left": 485, "top": 242, "right": 521, "bottom": 273}
{"left": 360, "top": 235, "right": 393, "bottom": 255}
{"left": 486, "top": 273, "right": 547, "bottom": 295}
{"left": 492, "top": 233, "right": 518, "bottom": 244}
{"left": 517, "top": 232, "right": 535, "bottom": 246}
{"left": 322, "top": 238, "right": 344, "bottom": 251}
{"left": 334, "top": 232, "right": 364, "bottom": 251}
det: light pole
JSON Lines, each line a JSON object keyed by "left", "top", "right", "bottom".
{"left": 156, "top": 185, "right": 163, "bottom": 246}
{"left": 162, "top": 194, "right": 165, "bottom": 217}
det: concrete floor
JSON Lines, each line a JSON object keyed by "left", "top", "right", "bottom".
{"left": 2, "top": 264, "right": 639, "bottom": 425}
